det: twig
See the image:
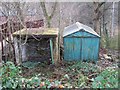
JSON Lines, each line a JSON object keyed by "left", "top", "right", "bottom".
{"left": 88, "top": 73, "right": 99, "bottom": 77}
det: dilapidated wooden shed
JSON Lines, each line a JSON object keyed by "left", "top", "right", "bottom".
{"left": 13, "top": 28, "right": 59, "bottom": 64}
{"left": 63, "top": 22, "right": 100, "bottom": 61}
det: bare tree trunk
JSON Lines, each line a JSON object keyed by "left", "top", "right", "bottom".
{"left": 7, "top": 17, "right": 17, "bottom": 64}
{"left": 93, "top": 2, "right": 105, "bottom": 34}
{"left": 40, "top": 2, "right": 57, "bottom": 28}
{"left": 0, "top": 2, "right": 25, "bottom": 65}
{"left": 111, "top": 2, "right": 115, "bottom": 37}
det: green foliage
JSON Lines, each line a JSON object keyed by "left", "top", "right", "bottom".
{"left": 0, "top": 61, "right": 62, "bottom": 89}
{"left": 67, "top": 61, "right": 100, "bottom": 75}
{"left": 64, "top": 61, "right": 100, "bottom": 88}
{"left": 0, "top": 61, "right": 21, "bottom": 89}
{"left": 18, "top": 75, "right": 41, "bottom": 88}
{"left": 44, "top": 80, "right": 61, "bottom": 88}
{"left": 1, "top": 61, "right": 118, "bottom": 89}
{"left": 75, "top": 72, "right": 88, "bottom": 88}
{"left": 92, "top": 68, "right": 118, "bottom": 88}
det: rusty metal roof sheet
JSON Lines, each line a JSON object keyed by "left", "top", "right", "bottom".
{"left": 63, "top": 22, "right": 100, "bottom": 37}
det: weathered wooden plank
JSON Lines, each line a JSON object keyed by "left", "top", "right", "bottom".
{"left": 13, "top": 28, "right": 59, "bottom": 36}
{"left": 20, "top": 44, "right": 27, "bottom": 62}
{"left": 50, "top": 38, "right": 54, "bottom": 64}
{"left": 0, "top": 27, "right": 2, "bottom": 64}
{"left": 53, "top": 35, "right": 59, "bottom": 65}
{"left": 13, "top": 37, "right": 20, "bottom": 64}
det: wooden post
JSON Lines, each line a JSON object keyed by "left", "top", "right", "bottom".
{"left": 58, "top": 31, "right": 60, "bottom": 62}
{"left": 20, "top": 44, "right": 27, "bottom": 62}
{"left": 13, "top": 37, "right": 20, "bottom": 64}
{"left": 0, "top": 26, "right": 2, "bottom": 65}
{"left": 53, "top": 35, "right": 59, "bottom": 65}
{"left": 0, "top": 49, "right": 2, "bottom": 66}
{"left": 50, "top": 38, "right": 54, "bottom": 64}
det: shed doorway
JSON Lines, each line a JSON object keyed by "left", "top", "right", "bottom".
{"left": 26, "top": 38, "right": 51, "bottom": 62}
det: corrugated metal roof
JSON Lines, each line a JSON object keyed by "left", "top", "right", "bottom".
{"left": 63, "top": 22, "right": 100, "bottom": 37}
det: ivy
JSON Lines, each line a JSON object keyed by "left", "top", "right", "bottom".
{"left": 0, "top": 61, "right": 62, "bottom": 89}
{"left": 92, "top": 68, "right": 118, "bottom": 88}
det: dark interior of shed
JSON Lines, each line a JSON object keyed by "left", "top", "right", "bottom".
{"left": 25, "top": 37, "right": 51, "bottom": 63}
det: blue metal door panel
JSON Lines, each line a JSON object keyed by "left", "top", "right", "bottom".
{"left": 64, "top": 38, "right": 74, "bottom": 60}
{"left": 73, "top": 38, "right": 81, "bottom": 60}
{"left": 64, "top": 37, "right": 81, "bottom": 61}
{"left": 81, "top": 38, "right": 99, "bottom": 61}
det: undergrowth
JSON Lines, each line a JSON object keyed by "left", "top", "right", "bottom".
{"left": 0, "top": 61, "right": 118, "bottom": 89}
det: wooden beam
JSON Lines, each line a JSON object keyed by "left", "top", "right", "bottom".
{"left": 0, "top": 26, "right": 2, "bottom": 64}
{"left": 50, "top": 38, "right": 54, "bottom": 64}
{"left": 13, "top": 37, "right": 20, "bottom": 64}
{"left": 53, "top": 35, "right": 59, "bottom": 65}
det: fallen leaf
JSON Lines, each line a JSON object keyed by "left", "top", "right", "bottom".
{"left": 103, "top": 54, "right": 112, "bottom": 60}
{"left": 58, "top": 85, "right": 64, "bottom": 88}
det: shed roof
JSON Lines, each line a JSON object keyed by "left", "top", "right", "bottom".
{"left": 63, "top": 22, "right": 100, "bottom": 37}
{"left": 13, "top": 28, "right": 59, "bottom": 37}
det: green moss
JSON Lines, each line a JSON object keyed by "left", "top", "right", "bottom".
{"left": 13, "top": 28, "right": 59, "bottom": 36}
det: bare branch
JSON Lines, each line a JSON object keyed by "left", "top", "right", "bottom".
{"left": 40, "top": 2, "right": 48, "bottom": 18}
{"left": 49, "top": 2, "right": 57, "bottom": 19}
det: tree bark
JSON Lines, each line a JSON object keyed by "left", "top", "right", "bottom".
{"left": 40, "top": 2, "right": 57, "bottom": 28}
{"left": 93, "top": 2, "right": 105, "bottom": 34}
